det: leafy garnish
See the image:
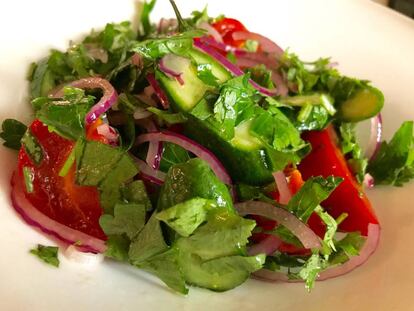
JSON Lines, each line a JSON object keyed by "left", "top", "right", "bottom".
{"left": 23, "top": 166, "right": 34, "bottom": 193}
{"left": 196, "top": 63, "right": 219, "bottom": 87}
{"left": 30, "top": 244, "right": 60, "bottom": 267}
{"left": 147, "top": 107, "right": 187, "bottom": 125}
{"left": 99, "top": 203, "right": 146, "bottom": 239}
{"left": 21, "top": 129, "right": 43, "bottom": 165}
{"left": 287, "top": 176, "right": 343, "bottom": 221}
{"left": 338, "top": 122, "right": 368, "bottom": 183}
{"left": 136, "top": 247, "right": 188, "bottom": 294}
{"left": 368, "top": 121, "right": 414, "bottom": 186}
{"left": 0, "top": 119, "right": 27, "bottom": 150}
{"left": 131, "top": 30, "right": 203, "bottom": 60}
{"left": 129, "top": 213, "right": 168, "bottom": 264}
{"left": 138, "top": 0, "right": 157, "bottom": 38}
{"left": 159, "top": 142, "right": 191, "bottom": 172}
{"left": 34, "top": 87, "right": 95, "bottom": 140}
{"left": 156, "top": 198, "right": 215, "bottom": 237}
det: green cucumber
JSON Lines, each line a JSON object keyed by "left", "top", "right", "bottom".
{"left": 157, "top": 49, "right": 231, "bottom": 112}
{"left": 184, "top": 114, "right": 274, "bottom": 185}
{"left": 337, "top": 86, "right": 384, "bottom": 122}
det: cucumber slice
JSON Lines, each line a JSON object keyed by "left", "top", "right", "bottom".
{"left": 184, "top": 115, "right": 274, "bottom": 185}
{"left": 337, "top": 86, "right": 384, "bottom": 122}
{"left": 157, "top": 49, "right": 231, "bottom": 112}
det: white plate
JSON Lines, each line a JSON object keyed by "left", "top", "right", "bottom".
{"left": 1, "top": 0, "right": 413, "bottom": 310}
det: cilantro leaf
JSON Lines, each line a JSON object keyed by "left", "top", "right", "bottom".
{"left": 157, "top": 158, "right": 233, "bottom": 211}
{"left": 136, "top": 248, "right": 188, "bottom": 295}
{"left": 21, "top": 129, "right": 43, "bottom": 165}
{"left": 368, "top": 121, "right": 414, "bottom": 186}
{"left": 131, "top": 30, "right": 203, "bottom": 60}
{"left": 287, "top": 176, "right": 343, "bottom": 222}
{"left": 75, "top": 139, "right": 138, "bottom": 213}
{"left": 34, "top": 87, "right": 95, "bottom": 140}
{"left": 196, "top": 63, "right": 219, "bottom": 87}
{"left": 121, "top": 180, "right": 152, "bottom": 211}
{"left": 338, "top": 122, "right": 368, "bottom": 183}
{"left": 156, "top": 198, "right": 216, "bottom": 237}
{"left": 129, "top": 213, "right": 168, "bottom": 264}
{"left": 213, "top": 75, "right": 258, "bottom": 139}
{"left": 159, "top": 142, "right": 190, "bottom": 172}
{"left": 179, "top": 211, "right": 255, "bottom": 261}
{"left": 99, "top": 203, "right": 146, "bottom": 239}
{"left": 138, "top": 0, "right": 157, "bottom": 38}
{"left": 30, "top": 244, "right": 60, "bottom": 267}
{"left": 0, "top": 119, "right": 27, "bottom": 150}
{"left": 104, "top": 235, "right": 130, "bottom": 262}
{"left": 147, "top": 107, "right": 188, "bottom": 125}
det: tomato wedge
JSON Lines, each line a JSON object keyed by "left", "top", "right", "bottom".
{"left": 17, "top": 120, "right": 106, "bottom": 240}
{"left": 211, "top": 17, "right": 248, "bottom": 47}
{"left": 298, "top": 126, "right": 379, "bottom": 235}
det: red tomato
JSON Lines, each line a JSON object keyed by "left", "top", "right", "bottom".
{"left": 86, "top": 118, "right": 109, "bottom": 144}
{"left": 298, "top": 126, "right": 379, "bottom": 236}
{"left": 211, "top": 17, "right": 248, "bottom": 47}
{"left": 17, "top": 120, "right": 106, "bottom": 240}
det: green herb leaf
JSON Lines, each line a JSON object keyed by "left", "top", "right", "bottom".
{"left": 157, "top": 158, "right": 233, "bottom": 211}
{"left": 121, "top": 180, "right": 152, "bottom": 211}
{"left": 368, "top": 121, "right": 414, "bottom": 186}
{"left": 0, "top": 119, "right": 27, "bottom": 150}
{"left": 21, "top": 129, "right": 43, "bottom": 165}
{"left": 147, "top": 107, "right": 187, "bottom": 125}
{"left": 104, "top": 235, "right": 130, "bottom": 261}
{"left": 131, "top": 30, "right": 202, "bottom": 60}
{"left": 30, "top": 244, "right": 60, "bottom": 267}
{"left": 159, "top": 142, "right": 190, "bottom": 172}
{"left": 287, "top": 176, "right": 343, "bottom": 222}
{"left": 99, "top": 203, "right": 146, "bottom": 239}
{"left": 139, "top": 0, "right": 157, "bottom": 38}
{"left": 129, "top": 213, "right": 168, "bottom": 264}
{"left": 23, "top": 166, "right": 35, "bottom": 193}
{"left": 136, "top": 247, "right": 188, "bottom": 294}
{"left": 196, "top": 63, "right": 219, "bottom": 87}
{"left": 34, "top": 87, "right": 95, "bottom": 140}
{"left": 338, "top": 123, "right": 368, "bottom": 183}
{"left": 157, "top": 198, "right": 216, "bottom": 237}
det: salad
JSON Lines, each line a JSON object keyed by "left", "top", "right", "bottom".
{"left": 1, "top": 0, "right": 413, "bottom": 295}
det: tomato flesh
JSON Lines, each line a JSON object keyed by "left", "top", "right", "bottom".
{"left": 18, "top": 120, "right": 106, "bottom": 240}
{"left": 211, "top": 17, "right": 247, "bottom": 47}
{"left": 298, "top": 126, "right": 379, "bottom": 235}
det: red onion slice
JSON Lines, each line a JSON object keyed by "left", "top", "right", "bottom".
{"left": 365, "top": 113, "right": 383, "bottom": 161}
{"left": 193, "top": 39, "right": 283, "bottom": 97}
{"left": 198, "top": 22, "right": 223, "bottom": 43}
{"left": 133, "top": 157, "right": 166, "bottom": 184}
{"left": 96, "top": 123, "right": 119, "bottom": 144}
{"left": 272, "top": 171, "right": 292, "bottom": 204}
{"left": 232, "top": 31, "right": 284, "bottom": 57}
{"left": 253, "top": 223, "right": 380, "bottom": 282}
{"left": 363, "top": 173, "right": 375, "bottom": 188}
{"left": 135, "top": 131, "right": 232, "bottom": 185}
{"left": 146, "top": 73, "right": 169, "bottom": 109}
{"left": 235, "top": 201, "right": 321, "bottom": 250}
{"left": 52, "top": 77, "right": 118, "bottom": 125}
{"left": 248, "top": 234, "right": 283, "bottom": 256}
{"left": 10, "top": 172, "right": 106, "bottom": 253}
{"left": 136, "top": 119, "right": 163, "bottom": 171}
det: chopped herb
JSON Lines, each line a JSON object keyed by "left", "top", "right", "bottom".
{"left": 0, "top": 119, "right": 27, "bottom": 150}
{"left": 368, "top": 121, "right": 414, "bottom": 186}
{"left": 30, "top": 244, "right": 60, "bottom": 267}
